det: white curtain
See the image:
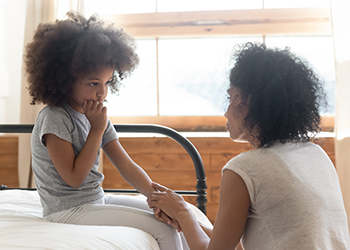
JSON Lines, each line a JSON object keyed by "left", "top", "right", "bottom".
{"left": 18, "top": 0, "right": 98, "bottom": 188}
{"left": 18, "top": 0, "right": 56, "bottom": 188}
{"left": 330, "top": 0, "right": 350, "bottom": 230}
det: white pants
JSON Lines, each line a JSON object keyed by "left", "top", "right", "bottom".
{"left": 44, "top": 195, "right": 188, "bottom": 250}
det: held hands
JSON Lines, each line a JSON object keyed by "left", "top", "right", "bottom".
{"left": 148, "top": 183, "right": 189, "bottom": 231}
{"left": 148, "top": 184, "right": 182, "bottom": 232}
{"left": 83, "top": 100, "right": 107, "bottom": 132}
{"left": 152, "top": 207, "right": 182, "bottom": 232}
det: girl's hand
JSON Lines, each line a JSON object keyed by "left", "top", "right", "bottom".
{"left": 153, "top": 207, "right": 182, "bottom": 232}
{"left": 147, "top": 187, "right": 182, "bottom": 232}
{"left": 83, "top": 100, "right": 107, "bottom": 132}
{"left": 149, "top": 182, "right": 190, "bottom": 222}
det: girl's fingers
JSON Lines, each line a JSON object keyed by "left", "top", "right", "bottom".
{"left": 101, "top": 106, "right": 107, "bottom": 114}
{"left": 149, "top": 198, "right": 161, "bottom": 209}
{"left": 149, "top": 195, "right": 159, "bottom": 204}
{"left": 153, "top": 208, "right": 162, "bottom": 220}
{"left": 84, "top": 100, "right": 97, "bottom": 112}
{"left": 92, "top": 100, "right": 98, "bottom": 109}
{"left": 83, "top": 100, "right": 87, "bottom": 112}
{"left": 85, "top": 100, "right": 92, "bottom": 109}
{"left": 84, "top": 100, "right": 106, "bottom": 113}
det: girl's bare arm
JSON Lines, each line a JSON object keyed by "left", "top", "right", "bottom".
{"left": 102, "top": 139, "right": 154, "bottom": 197}
{"left": 45, "top": 101, "right": 107, "bottom": 188}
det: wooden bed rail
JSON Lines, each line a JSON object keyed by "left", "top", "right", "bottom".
{"left": 0, "top": 124, "right": 207, "bottom": 214}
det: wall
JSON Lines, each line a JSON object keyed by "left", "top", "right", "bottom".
{"left": 0, "top": 0, "right": 27, "bottom": 124}
{"left": 0, "top": 135, "right": 18, "bottom": 187}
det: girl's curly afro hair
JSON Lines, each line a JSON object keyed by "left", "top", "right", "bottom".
{"left": 229, "top": 42, "right": 327, "bottom": 147}
{"left": 25, "top": 11, "right": 139, "bottom": 106}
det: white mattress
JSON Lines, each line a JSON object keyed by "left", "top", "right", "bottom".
{"left": 0, "top": 190, "right": 211, "bottom": 250}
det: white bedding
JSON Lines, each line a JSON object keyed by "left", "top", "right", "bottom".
{"left": 0, "top": 190, "right": 211, "bottom": 250}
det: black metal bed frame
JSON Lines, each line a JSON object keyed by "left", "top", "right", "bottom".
{"left": 0, "top": 124, "right": 207, "bottom": 214}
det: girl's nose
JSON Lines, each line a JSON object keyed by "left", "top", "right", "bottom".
{"left": 97, "top": 84, "right": 107, "bottom": 97}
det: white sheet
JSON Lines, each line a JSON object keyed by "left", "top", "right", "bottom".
{"left": 0, "top": 190, "right": 211, "bottom": 250}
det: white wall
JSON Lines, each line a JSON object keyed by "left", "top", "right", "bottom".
{"left": 0, "top": 0, "right": 27, "bottom": 124}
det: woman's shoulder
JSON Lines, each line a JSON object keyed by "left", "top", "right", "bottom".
{"left": 222, "top": 141, "right": 302, "bottom": 170}
{"left": 223, "top": 148, "right": 262, "bottom": 173}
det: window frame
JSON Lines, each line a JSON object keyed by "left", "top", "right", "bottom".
{"left": 103, "top": 7, "right": 334, "bottom": 131}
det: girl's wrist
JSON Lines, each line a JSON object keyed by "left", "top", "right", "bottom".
{"left": 89, "top": 126, "right": 106, "bottom": 135}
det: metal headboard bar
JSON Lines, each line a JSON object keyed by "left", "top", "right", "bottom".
{"left": 0, "top": 124, "right": 207, "bottom": 214}
{"left": 0, "top": 186, "right": 198, "bottom": 196}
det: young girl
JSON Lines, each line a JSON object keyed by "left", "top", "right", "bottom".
{"left": 25, "top": 11, "right": 185, "bottom": 250}
{"left": 149, "top": 42, "right": 350, "bottom": 249}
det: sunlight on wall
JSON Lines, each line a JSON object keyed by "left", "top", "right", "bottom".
{"left": 0, "top": 0, "right": 7, "bottom": 123}
{"left": 0, "top": 0, "right": 26, "bottom": 124}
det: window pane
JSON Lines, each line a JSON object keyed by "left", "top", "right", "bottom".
{"left": 264, "top": 0, "right": 329, "bottom": 8}
{"left": 265, "top": 36, "right": 335, "bottom": 115}
{"left": 105, "top": 39, "right": 157, "bottom": 116}
{"left": 99, "top": 0, "right": 156, "bottom": 14}
{"left": 158, "top": 37, "right": 263, "bottom": 116}
{"left": 157, "top": 0, "right": 262, "bottom": 12}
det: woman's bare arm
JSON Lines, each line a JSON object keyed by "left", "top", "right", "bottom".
{"left": 149, "top": 170, "right": 250, "bottom": 250}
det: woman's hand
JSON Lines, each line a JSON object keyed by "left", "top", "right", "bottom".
{"left": 83, "top": 100, "right": 107, "bottom": 132}
{"left": 149, "top": 183, "right": 190, "bottom": 222}
{"left": 149, "top": 187, "right": 182, "bottom": 231}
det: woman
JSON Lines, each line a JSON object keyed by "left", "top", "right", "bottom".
{"left": 149, "top": 42, "right": 350, "bottom": 250}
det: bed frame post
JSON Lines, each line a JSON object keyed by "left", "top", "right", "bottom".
{"left": 196, "top": 178, "right": 207, "bottom": 215}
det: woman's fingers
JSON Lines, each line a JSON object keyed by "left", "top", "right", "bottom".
{"left": 151, "top": 182, "right": 168, "bottom": 192}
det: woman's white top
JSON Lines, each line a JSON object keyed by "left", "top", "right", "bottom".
{"left": 223, "top": 141, "right": 349, "bottom": 250}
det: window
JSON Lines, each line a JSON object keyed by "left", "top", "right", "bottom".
{"left": 264, "top": 0, "right": 330, "bottom": 8}
{"left": 158, "top": 37, "right": 264, "bottom": 116}
{"left": 106, "top": 39, "right": 157, "bottom": 116}
{"left": 264, "top": 36, "right": 335, "bottom": 115}
{"left": 101, "top": 2, "right": 335, "bottom": 131}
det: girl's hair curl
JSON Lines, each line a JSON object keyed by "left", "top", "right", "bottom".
{"left": 25, "top": 11, "right": 139, "bottom": 106}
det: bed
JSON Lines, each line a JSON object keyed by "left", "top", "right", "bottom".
{"left": 0, "top": 124, "right": 209, "bottom": 250}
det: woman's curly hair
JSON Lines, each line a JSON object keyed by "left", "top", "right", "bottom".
{"left": 229, "top": 42, "right": 327, "bottom": 147}
{"left": 25, "top": 11, "right": 139, "bottom": 106}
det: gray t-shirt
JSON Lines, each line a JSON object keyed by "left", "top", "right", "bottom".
{"left": 31, "top": 103, "right": 118, "bottom": 217}
{"left": 223, "top": 141, "right": 349, "bottom": 250}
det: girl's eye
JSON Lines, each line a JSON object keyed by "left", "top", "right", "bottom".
{"left": 89, "top": 82, "right": 98, "bottom": 87}
{"left": 105, "top": 80, "right": 111, "bottom": 85}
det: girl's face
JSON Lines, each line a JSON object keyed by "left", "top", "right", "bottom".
{"left": 68, "top": 65, "right": 114, "bottom": 113}
{"left": 224, "top": 87, "right": 253, "bottom": 145}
